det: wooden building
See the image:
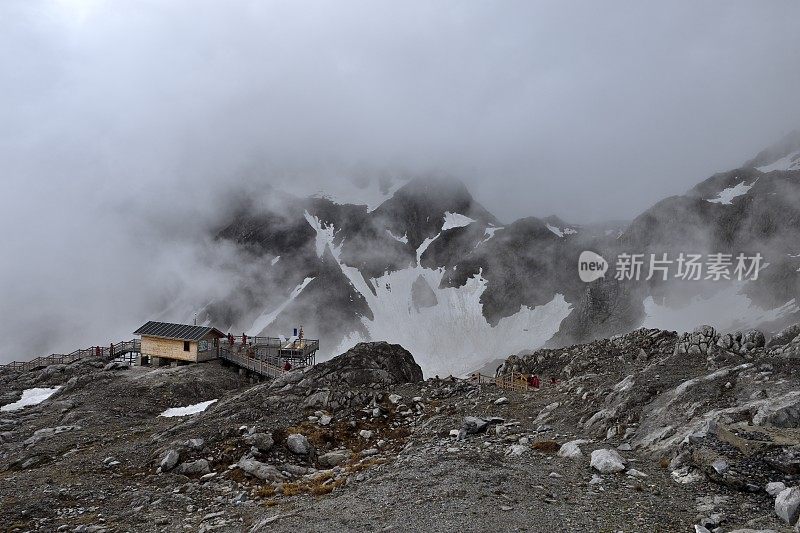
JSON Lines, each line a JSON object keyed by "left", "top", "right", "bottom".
{"left": 134, "top": 321, "right": 224, "bottom": 366}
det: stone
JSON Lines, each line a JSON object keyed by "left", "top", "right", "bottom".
{"left": 238, "top": 457, "right": 283, "bottom": 481}
{"left": 558, "top": 440, "right": 587, "bottom": 459}
{"left": 774, "top": 487, "right": 800, "bottom": 525}
{"left": 766, "top": 481, "right": 787, "bottom": 497}
{"left": 318, "top": 415, "right": 332, "bottom": 426}
{"left": 494, "top": 397, "right": 509, "bottom": 405}
{"left": 388, "top": 394, "right": 403, "bottom": 404}
{"left": 359, "top": 429, "right": 373, "bottom": 440}
{"left": 286, "top": 434, "right": 311, "bottom": 455}
{"left": 24, "top": 426, "right": 81, "bottom": 446}
{"left": 590, "top": 448, "right": 626, "bottom": 474}
{"left": 185, "top": 438, "right": 205, "bottom": 450}
{"left": 245, "top": 432, "right": 274, "bottom": 453}
{"left": 625, "top": 468, "right": 648, "bottom": 478}
{"left": 176, "top": 459, "right": 210, "bottom": 475}
{"left": 318, "top": 450, "right": 350, "bottom": 468}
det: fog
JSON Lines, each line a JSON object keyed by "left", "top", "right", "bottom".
{"left": 1, "top": 0, "right": 799, "bottom": 362}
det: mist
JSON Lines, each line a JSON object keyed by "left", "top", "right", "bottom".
{"left": 1, "top": 0, "right": 800, "bottom": 362}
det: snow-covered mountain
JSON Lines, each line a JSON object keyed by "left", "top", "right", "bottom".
{"left": 181, "top": 133, "right": 800, "bottom": 376}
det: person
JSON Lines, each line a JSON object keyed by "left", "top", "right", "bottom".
{"left": 550, "top": 376, "right": 558, "bottom": 385}
{"left": 283, "top": 360, "right": 292, "bottom": 371}
{"left": 529, "top": 374, "right": 541, "bottom": 389}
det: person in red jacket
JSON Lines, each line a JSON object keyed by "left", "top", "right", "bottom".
{"left": 283, "top": 360, "right": 292, "bottom": 371}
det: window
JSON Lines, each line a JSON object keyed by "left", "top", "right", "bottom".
{"left": 183, "top": 341, "right": 190, "bottom": 352}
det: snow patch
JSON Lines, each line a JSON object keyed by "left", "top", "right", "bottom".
{"left": 442, "top": 212, "right": 475, "bottom": 231}
{"left": 476, "top": 226, "right": 503, "bottom": 247}
{"left": 303, "top": 211, "right": 341, "bottom": 259}
{"left": 1, "top": 387, "right": 61, "bottom": 412}
{"left": 642, "top": 285, "right": 798, "bottom": 332}
{"left": 331, "top": 265, "right": 572, "bottom": 377}
{"left": 249, "top": 277, "right": 315, "bottom": 335}
{"left": 757, "top": 150, "right": 800, "bottom": 172}
{"left": 271, "top": 256, "right": 280, "bottom": 266}
{"left": 311, "top": 179, "right": 404, "bottom": 212}
{"left": 706, "top": 179, "right": 757, "bottom": 205}
{"left": 416, "top": 233, "right": 440, "bottom": 264}
{"left": 386, "top": 230, "right": 408, "bottom": 244}
{"left": 159, "top": 399, "right": 218, "bottom": 418}
{"left": 546, "top": 224, "right": 578, "bottom": 237}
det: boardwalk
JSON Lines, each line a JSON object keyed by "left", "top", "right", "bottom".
{"left": 0, "top": 334, "right": 319, "bottom": 379}
{"left": 0, "top": 340, "right": 141, "bottom": 372}
{"left": 218, "top": 336, "right": 319, "bottom": 378}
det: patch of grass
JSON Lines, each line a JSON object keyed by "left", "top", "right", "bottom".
{"left": 281, "top": 483, "right": 303, "bottom": 496}
{"left": 531, "top": 440, "right": 561, "bottom": 453}
{"left": 255, "top": 485, "right": 276, "bottom": 498}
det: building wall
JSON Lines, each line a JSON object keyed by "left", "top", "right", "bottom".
{"left": 141, "top": 336, "right": 197, "bottom": 362}
{"left": 196, "top": 332, "right": 220, "bottom": 362}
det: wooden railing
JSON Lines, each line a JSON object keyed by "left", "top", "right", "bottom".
{"left": 218, "top": 349, "right": 287, "bottom": 378}
{"left": 0, "top": 340, "right": 141, "bottom": 372}
{"left": 472, "top": 371, "right": 531, "bottom": 391}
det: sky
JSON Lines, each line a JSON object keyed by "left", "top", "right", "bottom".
{"left": 1, "top": 0, "right": 799, "bottom": 361}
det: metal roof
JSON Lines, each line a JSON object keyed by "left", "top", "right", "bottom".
{"left": 133, "top": 321, "right": 224, "bottom": 341}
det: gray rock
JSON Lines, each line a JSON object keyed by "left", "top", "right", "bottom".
{"left": 24, "top": 425, "right": 81, "bottom": 446}
{"left": 590, "top": 448, "right": 626, "bottom": 473}
{"left": 775, "top": 486, "right": 800, "bottom": 525}
{"left": 494, "top": 397, "right": 509, "bottom": 405}
{"left": 286, "top": 433, "right": 311, "bottom": 455}
{"left": 238, "top": 457, "right": 283, "bottom": 481}
{"left": 160, "top": 449, "right": 180, "bottom": 471}
{"left": 176, "top": 459, "right": 210, "bottom": 476}
{"left": 766, "top": 481, "right": 787, "bottom": 497}
{"left": 245, "top": 432, "right": 274, "bottom": 453}
{"left": 185, "top": 438, "right": 205, "bottom": 450}
{"left": 318, "top": 450, "right": 350, "bottom": 467}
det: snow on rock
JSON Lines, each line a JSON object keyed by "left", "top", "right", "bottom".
{"left": 249, "top": 277, "right": 315, "bottom": 335}
{"left": 643, "top": 285, "right": 799, "bottom": 333}
{"left": 546, "top": 224, "right": 578, "bottom": 238}
{"left": 311, "top": 179, "right": 404, "bottom": 212}
{"left": 706, "top": 179, "right": 757, "bottom": 205}
{"left": 271, "top": 256, "right": 281, "bottom": 266}
{"left": 441, "top": 212, "right": 475, "bottom": 231}
{"left": 159, "top": 399, "right": 218, "bottom": 418}
{"left": 758, "top": 150, "right": 800, "bottom": 172}
{"left": 1, "top": 387, "right": 61, "bottom": 412}
{"left": 386, "top": 229, "right": 409, "bottom": 244}
{"left": 303, "top": 210, "right": 341, "bottom": 258}
{"left": 332, "top": 264, "right": 572, "bottom": 377}
{"left": 416, "top": 234, "right": 441, "bottom": 264}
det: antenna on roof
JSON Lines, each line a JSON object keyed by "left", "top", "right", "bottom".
{"left": 194, "top": 313, "right": 197, "bottom": 326}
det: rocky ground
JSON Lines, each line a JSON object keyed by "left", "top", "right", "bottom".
{"left": 1, "top": 330, "right": 799, "bottom": 532}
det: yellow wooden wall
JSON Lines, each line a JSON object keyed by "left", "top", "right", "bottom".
{"left": 141, "top": 336, "right": 197, "bottom": 362}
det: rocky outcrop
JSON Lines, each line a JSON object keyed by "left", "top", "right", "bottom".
{"left": 293, "top": 342, "right": 423, "bottom": 390}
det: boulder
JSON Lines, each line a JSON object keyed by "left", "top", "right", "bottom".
{"left": 775, "top": 486, "right": 800, "bottom": 525}
{"left": 176, "top": 459, "right": 210, "bottom": 476}
{"left": 766, "top": 481, "right": 787, "bottom": 497}
{"left": 238, "top": 457, "right": 283, "bottom": 481}
{"left": 590, "top": 448, "right": 626, "bottom": 473}
{"left": 286, "top": 433, "right": 311, "bottom": 455}
{"left": 245, "top": 432, "right": 274, "bottom": 453}
{"left": 159, "top": 449, "right": 180, "bottom": 471}
{"left": 318, "top": 450, "right": 350, "bottom": 468}
{"left": 558, "top": 440, "right": 587, "bottom": 459}
{"left": 293, "top": 342, "right": 423, "bottom": 390}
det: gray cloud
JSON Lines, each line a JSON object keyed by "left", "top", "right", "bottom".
{"left": 1, "top": 0, "right": 799, "bottom": 361}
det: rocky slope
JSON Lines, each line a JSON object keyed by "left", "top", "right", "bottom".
{"left": 1, "top": 330, "right": 800, "bottom": 532}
